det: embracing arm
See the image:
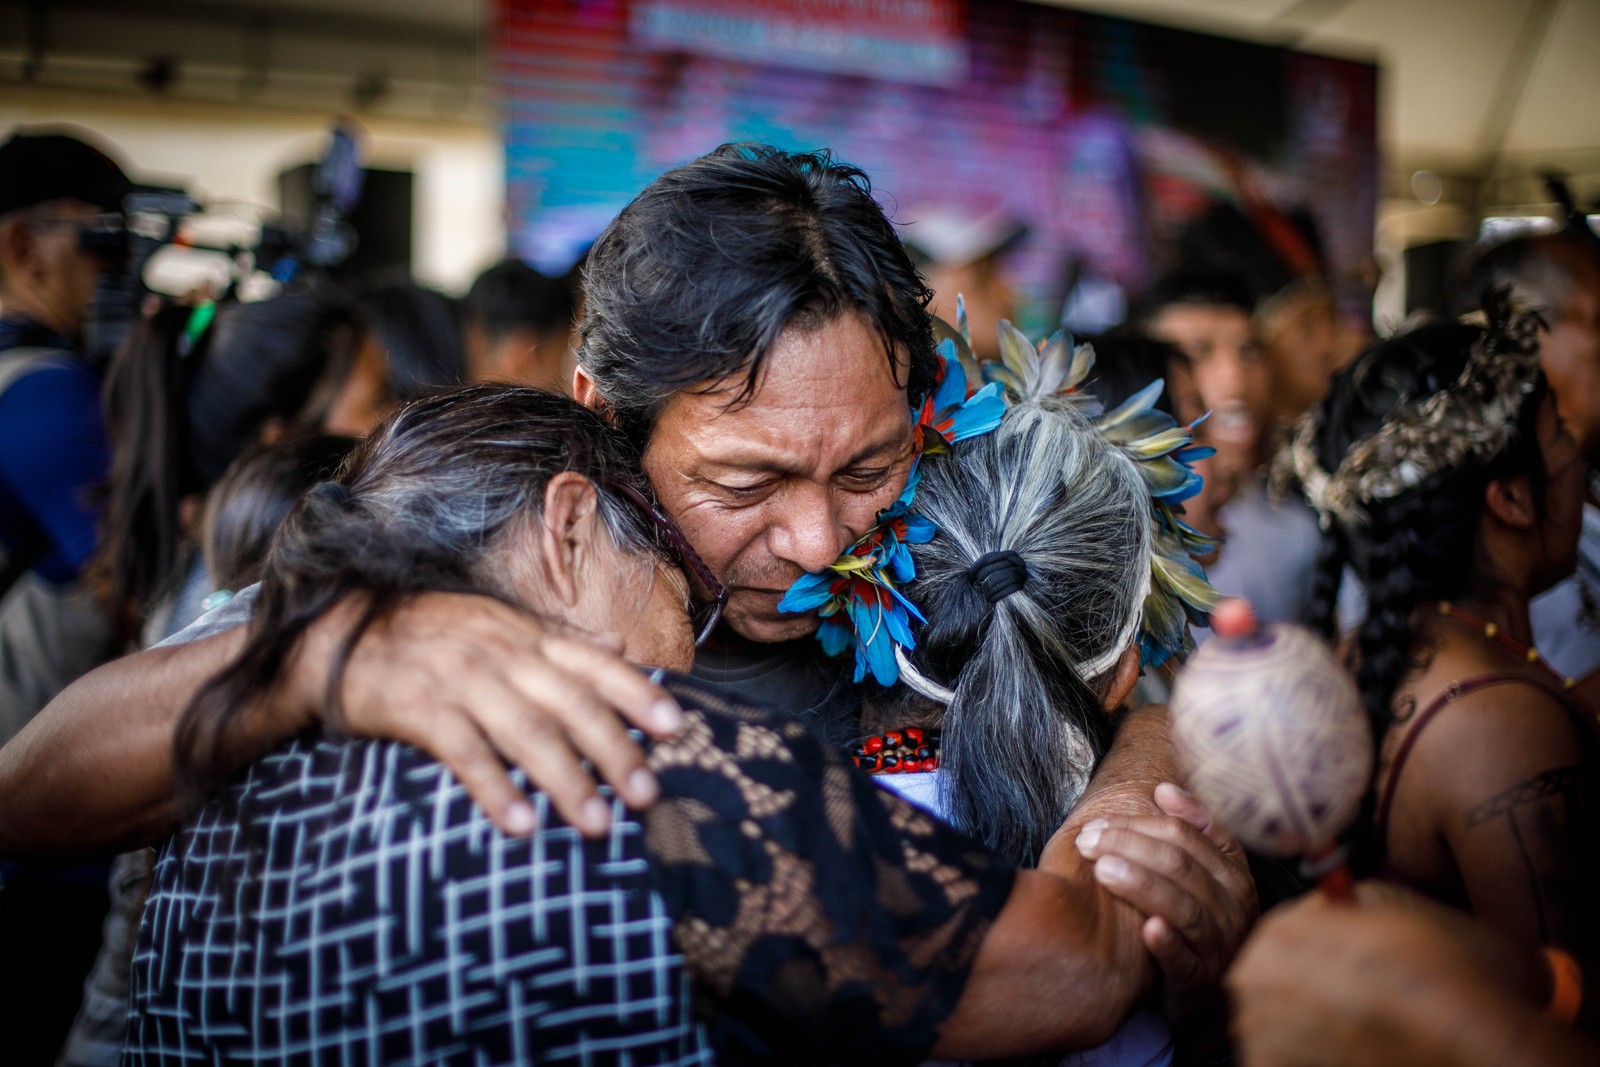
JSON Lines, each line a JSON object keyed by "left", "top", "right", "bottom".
{"left": 1064, "top": 704, "right": 1259, "bottom": 1008}
{"left": 646, "top": 690, "right": 1151, "bottom": 1061}
{"left": 647, "top": 686, "right": 1248, "bottom": 1062}
{"left": 0, "top": 593, "right": 682, "bottom": 859}
{"left": 0, "top": 625, "right": 250, "bottom": 857}
{"left": 941, "top": 720, "right": 1256, "bottom": 1056}
{"left": 933, "top": 835, "right": 1153, "bottom": 1055}
{"left": 942, "top": 704, "right": 1249, "bottom": 1053}
{"left": 1071, "top": 703, "right": 1179, "bottom": 822}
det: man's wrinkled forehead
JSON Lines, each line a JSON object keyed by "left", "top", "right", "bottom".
{"left": 646, "top": 313, "right": 914, "bottom": 463}
{"left": 700, "top": 338, "right": 912, "bottom": 407}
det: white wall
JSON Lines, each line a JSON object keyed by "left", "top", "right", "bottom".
{"left": 0, "top": 87, "right": 503, "bottom": 293}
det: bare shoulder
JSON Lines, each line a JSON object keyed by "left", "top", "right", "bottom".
{"left": 1385, "top": 667, "right": 1593, "bottom": 841}
{"left": 1425, "top": 678, "right": 1585, "bottom": 798}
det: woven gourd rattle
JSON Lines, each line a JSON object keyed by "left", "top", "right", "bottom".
{"left": 1169, "top": 599, "right": 1371, "bottom": 898}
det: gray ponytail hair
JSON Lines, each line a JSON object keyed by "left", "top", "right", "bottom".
{"left": 904, "top": 396, "right": 1152, "bottom": 863}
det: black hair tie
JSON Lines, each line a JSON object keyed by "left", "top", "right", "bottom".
{"left": 969, "top": 550, "right": 1028, "bottom": 605}
{"left": 309, "top": 481, "right": 351, "bottom": 508}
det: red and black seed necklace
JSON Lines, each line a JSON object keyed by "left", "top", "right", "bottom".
{"left": 850, "top": 726, "right": 940, "bottom": 773}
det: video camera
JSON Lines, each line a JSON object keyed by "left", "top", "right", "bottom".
{"left": 80, "top": 123, "right": 365, "bottom": 364}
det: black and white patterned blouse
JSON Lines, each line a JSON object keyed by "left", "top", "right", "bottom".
{"left": 126, "top": 674, "right": 1015, "bottom": 1065}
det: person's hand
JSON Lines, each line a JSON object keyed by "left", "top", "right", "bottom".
{"left": 1073, "top": 783, "right": 1258, "bottom": 1016}
{"left": 1226, "top": 888, "right": 1552, "bottom": 1067}
{"left": 296, "top": 592, "right": 685, "bottom": 838}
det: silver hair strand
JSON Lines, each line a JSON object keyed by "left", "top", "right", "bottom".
{"left": 904, "top": 395, "right": 1153, "bottom": 862}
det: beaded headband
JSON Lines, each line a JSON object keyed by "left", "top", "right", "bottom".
{"left": 1283, "top": 295, "right": 1544, "bottom": 530}
{"left": 777, "top": 298, "right": 1221, "bottom": 694}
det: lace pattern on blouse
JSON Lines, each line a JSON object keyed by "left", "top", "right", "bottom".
{"left": 646, "top": 675, "right": 1017, "bottom": 1065}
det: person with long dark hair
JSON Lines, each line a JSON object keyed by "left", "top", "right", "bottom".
{"left": 59, "top": 293, "right": 360, "bottom": 1067}
{"left": 1290, "top": 299, "right": 1599, "bottom": 984}
{"left": 86, "top": 292, "right": 359, "bottom": 646}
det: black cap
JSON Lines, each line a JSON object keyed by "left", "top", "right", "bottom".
{"left": 0, "top": 128, "right": 133, "bottom": 217}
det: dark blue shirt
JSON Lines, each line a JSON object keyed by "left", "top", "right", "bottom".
{"left": 0, "top": 316, "right": 108, "bottom": 584}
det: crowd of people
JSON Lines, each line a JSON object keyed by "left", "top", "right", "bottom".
{"left": 0, "top": 123, "right": 1596, "bottom": 1067}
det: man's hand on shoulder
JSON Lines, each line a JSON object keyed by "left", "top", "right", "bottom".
{"left": 304, "top": 591, "right": 685, "bottom": 837}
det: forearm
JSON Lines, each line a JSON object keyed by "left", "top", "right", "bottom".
{"left": 934, "top": 712, "right": 1175, "bottom": 1055}
{"left": 0, "top": 624, "right": 252, "bottom": 857}
{"left": 934, "top": 853, "right": 1155, "bottom": 1056}
{"left": 1068, "top": 703, "right": 1178, "bottom": 828}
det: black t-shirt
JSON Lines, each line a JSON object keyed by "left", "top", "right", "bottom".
{"left": 690, "top": 635, "right": 865, "bottom": 747}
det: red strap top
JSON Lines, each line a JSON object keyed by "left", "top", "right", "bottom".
{"left": 1374, "top": 673, "right": 1569, "bottom": 843}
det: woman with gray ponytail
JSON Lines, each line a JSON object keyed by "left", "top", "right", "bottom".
{"left": 888, "top": 396, "right": 1151, "bottom": 864}
{"left": 888, "top": 394, "right": 1185, "bottom": 1067}
{"left": 803, "top": 324, "right": 1215, "bottom": 870}
{"left": 798, "top": 325, "right": 1226, "bottom": 1067}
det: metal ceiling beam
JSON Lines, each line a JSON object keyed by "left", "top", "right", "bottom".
{"left": 1271, "top": 0, "right": 1357, "bottom": 48}
{"left": 1475, "top": 0, "right": 1563, "bottom": 163}
{"left": 1468, "top": 0, "right": 1563, "bottom": 219}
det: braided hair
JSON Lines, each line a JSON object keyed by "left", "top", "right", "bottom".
{"left": 1304, "top": 320, "right": 1549, "bottom": 745}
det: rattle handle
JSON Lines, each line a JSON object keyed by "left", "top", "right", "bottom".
{"left": 1301, "top": 845, "right": 1357, "bottom": 904}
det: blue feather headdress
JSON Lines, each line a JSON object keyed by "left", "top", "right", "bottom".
{"left": 778, "top": 301, "right": 1220, "bottom": 688}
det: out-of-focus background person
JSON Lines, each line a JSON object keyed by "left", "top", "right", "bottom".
{"left": 1447, "top": 232, "right": 1600, "bottom": 708}
{"left": 0, "top": 129, "right": 139, "bottom": 1063}
{"left": 1229, "top": 886, "right": 1597, "bottom": 1067}
{"left": 322, "top": 281, "right": 465, "bottom": 436}
{"left": 0, "top": 130, "right": 133, "bottom": 739}
{"left": 461, "top": 257, "right": 581, "bottom": 390}
{"left": 903, "top": 205, "right": 1027, "bottom": 361}
{"left": 87, "top": 293, "right": 361, "bottom": 647}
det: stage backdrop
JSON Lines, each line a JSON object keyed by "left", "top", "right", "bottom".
{"left": 494, "top": 0, "right": 1377, "bottom": 331}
